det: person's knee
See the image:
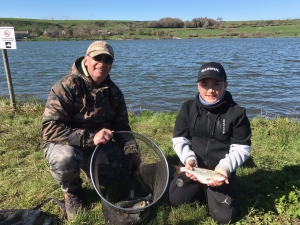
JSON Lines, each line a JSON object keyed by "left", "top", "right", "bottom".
{"left": 210, "top": 212, "right": 232, "bottom": 224}
{"left": 54, "top": 151, "right": 78, "bottom": 170}
{"left": 47, "top": 145, "right": 81, "bottom": 174}
{"left": 209, "top": 205, "right": 236, "bottom": 224}
{"left": 168, "top": 174, "right": 202, "bottom": 207}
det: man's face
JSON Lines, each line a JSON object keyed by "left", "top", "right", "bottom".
{"left": 84, "top": 54, "right": 113, "bottom": 85}
{"left": 197, "top": 78, "right": 227, "bottom": 104}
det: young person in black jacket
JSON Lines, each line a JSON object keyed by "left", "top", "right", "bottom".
{"left": 168, "top": 62, "right": 252, "bottom": 224}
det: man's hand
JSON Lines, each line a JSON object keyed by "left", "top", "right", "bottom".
{"left": 94, "top": 129, "right": 114, "bottom": 145}
{"left": 124, "top": 140, "right": 140, "bottom": 155}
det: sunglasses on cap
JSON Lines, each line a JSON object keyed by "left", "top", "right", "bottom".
{"left": 88, "top": 54, "right": 113, "bottom": 65}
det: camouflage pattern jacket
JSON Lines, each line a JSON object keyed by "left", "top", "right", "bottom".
{"left": 41, "top": 57, "right": 131, "bottom": 150}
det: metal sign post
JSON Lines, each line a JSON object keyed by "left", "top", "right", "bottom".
{"left": 0, "top": 27, "right": 17, "bottom": 110}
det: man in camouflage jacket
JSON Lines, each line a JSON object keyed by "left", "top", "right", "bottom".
{"left": 41, "top": 41, "right": 131, "bottom": 220}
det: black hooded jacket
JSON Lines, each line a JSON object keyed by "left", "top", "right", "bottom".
{"left": 173, "top": 91, "right": 251, "bottom": 170}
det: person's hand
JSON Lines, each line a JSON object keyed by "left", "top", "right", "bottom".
{"left": 185, "top": 159, "right": 198, "bottom": 181}
{"left": 207, "top": 167, "right": 229, "bottom": 187}
{"left": 93, "top": 129, "right": 114, "bottom": 145}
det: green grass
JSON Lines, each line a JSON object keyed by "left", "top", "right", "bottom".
{"left": 0, "top": 97, "right": 300, "bottom": 224}
{"left": 1, "top": 18, "right": 300, "bottom": 40}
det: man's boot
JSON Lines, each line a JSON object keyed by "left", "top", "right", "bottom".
{"left": 64, "top": 186, "right": 83, "bottom": 220}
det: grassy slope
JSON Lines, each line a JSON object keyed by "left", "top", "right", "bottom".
{"left": 1, "top": 18, "right": 300, "bottom": 39}
{"left": 0, "top": 98, "right": 299, "bottom": 224}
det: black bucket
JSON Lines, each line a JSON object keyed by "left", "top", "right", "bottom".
{"left": 90, "top": 131, "right": 169, "bottom": 225}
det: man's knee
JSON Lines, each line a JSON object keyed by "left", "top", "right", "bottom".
{"left": 54, "top": 152, "right": 78, "bottom": 171}
{"left": 45, "top": 144, "right": 82, "bottom": 173}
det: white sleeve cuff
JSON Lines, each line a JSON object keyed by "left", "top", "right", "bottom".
{"left": 216, "top": 144, "right": 251, "bottom": 173}
{"left": 172, "top": 137, "right": 197, "bottom": 164}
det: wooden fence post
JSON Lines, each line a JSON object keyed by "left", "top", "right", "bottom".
{"left": 1, "top": 49, "right": 16, "bottom": 110}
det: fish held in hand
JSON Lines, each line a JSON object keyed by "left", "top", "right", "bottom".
{"left": 173, "top": 165, "right": 227, "bottom": 184}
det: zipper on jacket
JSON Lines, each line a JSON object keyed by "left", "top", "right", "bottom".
{"left": 205, "top": 111, "right": 210, "bottom": 165}
{"left": 205, "top": 113, "right": 221, "bottom": 166}
{"left": 211, "top": 113, "right": 221, "bottom": 137}
{"left": 213, "top": 114, "right": 221, "bottom": 137}
{"left": 193, "top": 107, "right": 202, "bottom": 130}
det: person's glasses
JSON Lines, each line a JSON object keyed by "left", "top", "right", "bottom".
{"left": 199, "top": 82, "right": 224, "bottom": 90}
{"left": 89, "top": 54, "right": 113, "bottom": 64}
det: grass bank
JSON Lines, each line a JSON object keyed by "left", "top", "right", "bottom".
{"left": 1, "top": 18, "right": 300, "bottom": 40}
{"left": 0, "top": 97, "right": 299, "bottom": 224}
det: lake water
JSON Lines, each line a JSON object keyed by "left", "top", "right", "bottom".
{"left": 0, "top": 38, "right": 300, "bottom": 119}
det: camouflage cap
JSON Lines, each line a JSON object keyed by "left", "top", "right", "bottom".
{"left": 86, "top": 41, "right": 114, "bottom": 58}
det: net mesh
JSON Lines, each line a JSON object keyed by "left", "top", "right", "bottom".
{"left": 90, "top": 131, "right": 169, "bottom": 225}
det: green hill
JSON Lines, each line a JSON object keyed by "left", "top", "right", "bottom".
{"left": 1, "top": 17, "right": 300, "bottom": 40}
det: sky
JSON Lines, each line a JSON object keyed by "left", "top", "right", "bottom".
{"left": 0, "top": 0, "right": 299, "bottom": 22}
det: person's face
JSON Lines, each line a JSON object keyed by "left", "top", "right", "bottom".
{"left": 197, "top": 78, "right": 228, "bottom": 104}
{"left": 84, "top": 54, "right": 113, "bottom": 85}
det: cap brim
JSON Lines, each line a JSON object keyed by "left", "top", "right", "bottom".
{"left": 88, "top": 50, "right": 113, "bottom": 58}
{"left": 197, "top": 74, "right": 225, "bottom": 82}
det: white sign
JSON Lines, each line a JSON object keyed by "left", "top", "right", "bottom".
{"left": 0, "top": 27, "right": 17, "bottom": 49}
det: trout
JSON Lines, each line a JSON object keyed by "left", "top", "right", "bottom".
{"left": 173, "top": 165, "right": 227, "bottom": 184}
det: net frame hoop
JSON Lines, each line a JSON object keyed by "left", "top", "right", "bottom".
{"left": 90, "top": 131, "right": 169, "bottom": 212}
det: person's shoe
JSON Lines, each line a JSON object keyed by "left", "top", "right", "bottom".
{"left": 64, "top": 186, "right": 83, "bottom": 221}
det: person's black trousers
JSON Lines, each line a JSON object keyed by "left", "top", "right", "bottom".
{"left": 168, "top": 171, "right": 237, "bottom": 224}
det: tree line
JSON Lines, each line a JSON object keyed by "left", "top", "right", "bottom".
{"left": 147, "top": 17, "right": 218, "bottom": 28}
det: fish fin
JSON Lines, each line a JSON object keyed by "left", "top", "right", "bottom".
{"left": 172, "top": 165, "right": 181, "bottom": 176}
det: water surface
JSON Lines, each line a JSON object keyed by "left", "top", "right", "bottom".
{"left": 0, "top": 38, "right": 299, "bottom": 119}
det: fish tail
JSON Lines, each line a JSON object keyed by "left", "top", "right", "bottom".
{"left": 172, "top": 165, "right": 181, "bottom": 176}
